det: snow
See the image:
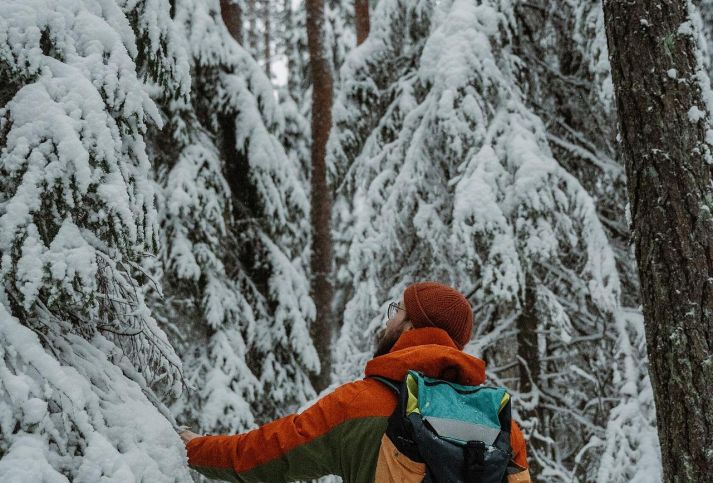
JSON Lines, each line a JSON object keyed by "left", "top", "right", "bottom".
{"left": 688, "top": 105, "right": 706, "bottom": 122}
{"left": 679, "top": 20, "right": 694, "bottom": 36}
{"left": 46, "top": 219, "right": 97, "bottom": 296}
{"left": 0, "top": 304, "right": 191, "bottom": 482}
{"left": 668, "top": 68, "right": 678, "bottom": 78}
{"left": 14, "top": 228, "right": 44, "bottom": 310}
{"left": 597, "top": 310, "right": 662, "bottom": 483}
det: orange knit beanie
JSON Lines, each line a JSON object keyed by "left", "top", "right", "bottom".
{"left": 403, "top": 281, "right": 473, "bottom": 349}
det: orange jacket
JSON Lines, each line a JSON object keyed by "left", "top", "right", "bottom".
{"left": 187, "top": 327, "right": 529, "bottom": 482}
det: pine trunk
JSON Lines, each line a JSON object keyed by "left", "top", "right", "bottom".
{"left": 516, "top": 286, "right": 541, "bottom": 397}
{"left": 220, "top": 0, "right": 243, "bottom": 43}
{"left": 515, "top": 285, "right": 542, "bottom": 478}
{"left": 248, "top": 0, "right": 258, "bottom": 54}
{"left": 283, "top": 0, "right": 300, "bottom": 98}
{"left": 306, "top": 0, "right": 334, "bottom": 392}
{"left": 263, "top": 0, "right": 271, "bottom": 78}
{"left": 603, "top": 1, "right": 713, "bottom": 479}
{"left": 355, "top": 0, "right": 370, "bottom": 45}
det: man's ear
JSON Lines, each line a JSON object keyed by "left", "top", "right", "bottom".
{"left": 402, "top": 320, "right": 414, "bottom": 331}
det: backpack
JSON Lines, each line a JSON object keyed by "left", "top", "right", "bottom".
{"left": 373, "top": 370, "right": 513, "bottom": 483}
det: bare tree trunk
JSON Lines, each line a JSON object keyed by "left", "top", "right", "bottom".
{"left": 263, "top": 0, "right": 271, "bottom": 78}
{"left": 220, "top": 0, "right": 243, "bottom": 43}
{"left": 603, "top": 1, "right": 713, "bottom": 480}
{"left": 355, "top": 0, "right": 370, "bottom": 45}
{"left": 515, "top": 285, "right": 541, "bottom": 478}
{"left": 306, "top": 0, "right": 334, "bottom": 393}
{"left": 516, "top": 286, "right": 540, "bottom": 398}
{"left": 283, "top": 0, "right": 298, "bottom": 97}
{"left": 248, "top": 0, "right": 258, "bottom": 54}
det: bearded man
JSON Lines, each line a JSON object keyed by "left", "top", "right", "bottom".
{"left": 181, "top": 281, "right": 531, "bottom": 482}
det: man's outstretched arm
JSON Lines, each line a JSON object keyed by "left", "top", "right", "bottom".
{"left": 183, "top": 383, "right": 367, "bottom": 482}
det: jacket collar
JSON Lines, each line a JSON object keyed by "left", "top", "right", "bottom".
{"left": 364, "top": 327, "right": 486, "bottom": 386}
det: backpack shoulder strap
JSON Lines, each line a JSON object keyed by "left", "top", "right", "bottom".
{"left": 369, "top": 375, "right": 401, "bottom": 394}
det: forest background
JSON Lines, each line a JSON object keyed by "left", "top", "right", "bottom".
{"left": 1, "top": 0, "right": 711, "bottom": 481}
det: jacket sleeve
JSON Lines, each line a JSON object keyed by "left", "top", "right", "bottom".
{"left": 186, "top": 384, "right": 364, "bottom": 482}
{"left": 507, "top": 420, "right": 532, "bottom": 482}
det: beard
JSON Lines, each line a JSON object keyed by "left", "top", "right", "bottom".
{"left": 373, "top": 326, "right": 401, "bottom": 358}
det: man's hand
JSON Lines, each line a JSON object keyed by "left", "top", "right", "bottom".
{"left": 179, "top": 429, "right": 203, "bottom": 446}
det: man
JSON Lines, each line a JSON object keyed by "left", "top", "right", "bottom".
{"left": 181, "top": 281, "right": 531, "bottom": 482}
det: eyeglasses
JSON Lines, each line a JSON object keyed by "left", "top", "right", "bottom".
{"left": 387, "top": 302, "right": 405, "bottom": 320}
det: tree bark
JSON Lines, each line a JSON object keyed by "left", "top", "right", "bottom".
{"left": 283, "top": 0, "right": 298, "bottom": 97}
{"left": 220, "top": 0, "right": 243, "bottom": 43}
{"left": 603, "top": 1, "right": 713, "bottom": 479}
{"left": 515, "top": 285, "right": 541, "bottom": 478}
{"left": 306, "top": 0, "right": 334, "bottom": 392}
{"left": 248, "top": 0, "right": 258, "bottom": 54}
{"left": 516, "top": 286, "right": 541, "bottom": 396}
{"left": 263, "top": 0, "right": 271, "bottom": 78}
{"left": 355, "top": 0, "right": 370, "bottom": 45}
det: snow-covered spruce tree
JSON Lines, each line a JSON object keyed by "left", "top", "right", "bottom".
{"left": 513, "top": 0, "right": 635, "bottom": 303}
{"left": 160, "top": 0, "right": 319, "bottom": 433}
{"left": 329, "top": 0, "right": 623, "bottom": 480}
{"left": 511, "top": 0, "right": 628, "bottom": 308}
{"left": 0, "top": 0, "right": 189, "bottom": 480}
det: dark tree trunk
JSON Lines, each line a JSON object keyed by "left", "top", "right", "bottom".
{"left": 603, "top": 1, "right": 713, "bottom": 480}
{"left": 248, "top": 0, "right": 258, "bottom": 54}
{"left": 515, "top": 284, "right": 541, "bottom": 478}
{"left": 516, "top": 286, "right": 541, "bottom": 396}
{"left": 355, "top": 0, "right": 370, "bottom": 45}
{"left": 263, "top": 0, "right": 271, "bottom": 78}
{"left": 220, "top": 0, "right": 243, "bottom": 43}
{"left": 306, "top": 0, "right": 334, "bottom": 392}
{"left": 283, "top": 0, "right": 298, "bottom": 97}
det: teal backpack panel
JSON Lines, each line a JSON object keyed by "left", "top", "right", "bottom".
{"left": 409, "top": 370, "right": 509, "bottom": 446}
